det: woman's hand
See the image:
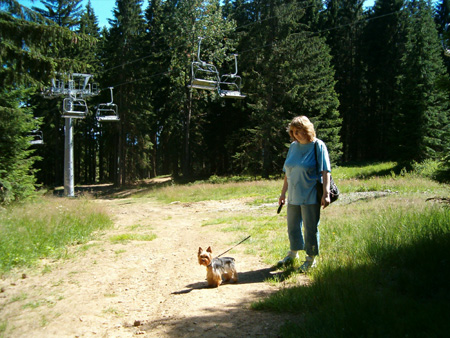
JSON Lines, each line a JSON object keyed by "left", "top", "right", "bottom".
{"left": 280, "top": 175, "right": 288, "bottom": 207}
{"left": 279, "top": 194, "right": 286, "bottom": 207}
{"left": 321, "top": 194, "right": 330, "bottom": 209}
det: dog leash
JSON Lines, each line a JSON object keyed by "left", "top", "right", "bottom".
{"left": 215, "top": 235, "right": 251, "bottom": 258}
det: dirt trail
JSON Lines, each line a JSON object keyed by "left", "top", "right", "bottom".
{"left": 0, "top": 197, "right": 306, "bottom": 338}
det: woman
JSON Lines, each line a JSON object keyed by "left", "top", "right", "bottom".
{"left": 278, "top": 116, "right": 331, "bottom": 272}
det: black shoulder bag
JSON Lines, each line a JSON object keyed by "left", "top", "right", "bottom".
{"left": 314, "top": 141, "right": 339, "bottom": 204}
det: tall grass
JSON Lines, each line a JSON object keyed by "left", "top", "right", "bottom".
{"left": 135, "top": 160, "right": 448, "bottom": 202}
{"left": 1, "top": 161, "right": 448, "bottom": 336}
{"left": 333, "top": 161, "right": 400, "bottom": 179}
{"left": 138, "top": 179, "right": 282, "bottom": 203}
{"left": 333, "top": 161, "right": 448, "bottom": 194}
{"left": 0, "top": 197, "right": 112, "bottom": 274}
{"left": 135, "top": 161, "right": 449, "bottom": 337}
{"left": 252, "top": 199, "right": 450, "bottom": 337}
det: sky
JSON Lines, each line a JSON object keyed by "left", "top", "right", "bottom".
{"left": 17, "top": 0, "right": 376, "bottom": 29}
{"left": 17, "top": 0, "right": 117, "bottom": 28}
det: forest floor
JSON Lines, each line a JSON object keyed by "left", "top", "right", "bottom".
{"left": 0, "top": 182, "right": 309, "bottom": 338}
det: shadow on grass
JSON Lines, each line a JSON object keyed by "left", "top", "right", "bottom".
{"left": 337, "top": 161, "right": 406, "bottom": 179}
{"left": 254, "top": 234, "right": 450, "bottom": 337}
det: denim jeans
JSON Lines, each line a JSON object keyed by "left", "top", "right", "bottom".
{"left": 286, "top": 203, "right": 321, "bottom": 256}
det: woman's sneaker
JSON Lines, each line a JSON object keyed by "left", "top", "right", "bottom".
{"left": 299, "top": 256, "right": 316, "bottom": 272}
{"left": 277, "top": 251, "right": 298, "bottom": 267}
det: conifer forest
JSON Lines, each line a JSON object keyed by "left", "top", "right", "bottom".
{"left": 1, "top": 0, "right": 450, "bottom": 202}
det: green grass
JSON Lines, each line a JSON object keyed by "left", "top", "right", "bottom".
{"left": 252, "top": 202, "right": 450, "bottom": 337}
{"left": 102, "top": 306, "right": 122, "bottom": 316}
{"left": 10, "top": 293, "right": 28, "bottom": 303}
{"left": 201, "top": 212, "right": 288, "bottom": 265}
{"left": 133, "top": 160, "right": 449, "bottom": 337}
{"left": 133, "top": 160, "right": 448, "bottom": 203}
{"left": 0, "top": 197, "right": 112, "bottom": 274}
{"left": 221, "top": 166, "right": 448, "bottom": 338}
{"left": 138, "top": 179, "right": 282, "bottom": 203}
{"left": 1, "top": 161, "right": 449, "bottom": 337}
{"left": 334, "top": 161, "right": 448, "bottom": 194}
{"left": 332, "top": 161, "right": 401, "bottom": 179}
{"left": 108, "top": 233, "right": 157, "bottom": 243}
{"left": 0, "top": 320, "right": 7, "bottom": 337}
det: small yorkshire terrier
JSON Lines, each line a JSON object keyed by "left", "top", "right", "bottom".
{"left": 198, "top": 246, "right": 238, "bottom": 287}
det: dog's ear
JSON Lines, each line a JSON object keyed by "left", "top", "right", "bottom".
{"left": 198, "top": 247, "right": 203, "bottom": 255}
{"left": 206, "top": 246, "right": 212, "bottom": 253}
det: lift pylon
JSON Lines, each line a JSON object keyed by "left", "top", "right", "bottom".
{"left": 41, "top": 73, "right": 100, "bottom": 197}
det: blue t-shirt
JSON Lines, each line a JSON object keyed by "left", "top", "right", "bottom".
{"left": 283, "top": 139, "right": 331, "bottom": 205}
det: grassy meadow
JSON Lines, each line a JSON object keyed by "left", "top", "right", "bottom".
{"left": 140, "top": 161, "right": 450, "bottom": 337}
{"left": 0, "top": 197, "right": 112, "bottom": 274}
{"left": 1, "top": 161, "right": 449, "bottom": 337}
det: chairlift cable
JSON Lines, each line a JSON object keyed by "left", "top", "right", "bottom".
{"left": 102, "top": 70, "right": 173, "bottom": 91}
{"left": 101, "top": 9, "right": 402, "bottom": 90}
{"left": 100, "top": 2, "right": 319, "bottom": 75}
{"left": 238, "top": 10, "right": 401, "bottom": 55}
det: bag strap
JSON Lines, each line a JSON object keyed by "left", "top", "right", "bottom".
{"left": 314, "top": 140, "right": 320, "bottom": 179}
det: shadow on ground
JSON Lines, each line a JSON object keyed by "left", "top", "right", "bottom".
{"left": 52, "top": 176, "right": 173, "bottom": 198}
{"left": 135, "top": 288, "right": 301, "bottom": 337}
{"left": 171, "top": 267, "right": 292, "bottom": 295}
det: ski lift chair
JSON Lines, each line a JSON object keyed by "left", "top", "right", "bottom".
{"left": 188, "top": 37, "right": 220, "bottom": 91}
{"left": 62, "top": 96, "right": 88, "bottom": 119}
{"left": 218, "top": 54, "right": 246, "bottom": 99}
{"left": 29, "top": 130, "right": 44, "bottom": 145}
{"left": 96, "top": 87, "right": 119, "bottom": 122}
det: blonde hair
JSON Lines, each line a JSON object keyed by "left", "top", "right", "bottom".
{"left": 288, "top": 116, "right": 316, "bottom": 142}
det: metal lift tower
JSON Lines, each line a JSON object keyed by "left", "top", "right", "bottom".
{"left": 42, "top": 73, "right": 99, "bottom": 197}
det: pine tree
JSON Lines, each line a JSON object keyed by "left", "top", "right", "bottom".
{"left": 393, "top": 0, "right": 450, "bottom": 162}
{"left": 76, "top": 0, "right": 101, "bottom": 184}
{"left": 0, "top": 0, "right": 94, "bottom": 202}
{"left": 101, "top": 0, "right": 149, "bottom": 185}
{"left": 435, "top": 0, "right": 450, "bottom": 180}
{"left": 231, "top": 0, "right": 341, "bottom": 177}
{"left": 435, "top": 0, "right": 450, "bottom": 53}
{"left": 141, "top": 0, "right": 175, "bottom": 177}
{"left": 321, "top": 0, "right": 365, "bottom": 161}
{"left": 27, "top": 0, "right": 96, "bottom": 187}
{"left": 32, "top": 0, "right": 83, "bottom": 29}
{"left": 362, "top": 0, "right": 405, "bottom": 160}
{"left": 140, "top": 0, "right": 236, "bottom": 179}
{"left": 0, "top": 88, "right": 41, "bottom": 203}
